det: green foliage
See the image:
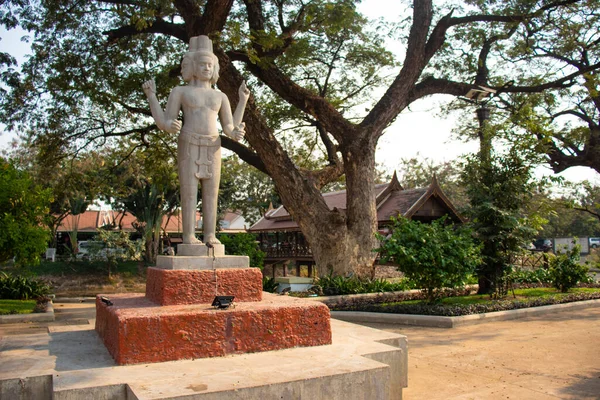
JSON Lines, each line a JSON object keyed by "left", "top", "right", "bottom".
{"left": 508, "top": 267, "right": 552, "bottom": 285}
{"left": 0, "top": 158, "right": 52, "bottom": 266}
{"left": 315, "top": 274, "right": 413, "bottom": 296}
{"left": 439, "top": 2, "right": 600, "bottom": 176}
{"left": 95, "top": 230, "right": 144, "bottom": 261}
{"left": 2, "top": 0, "right": 599, "bottom": 279}
{"left": 218, "top": 233, "right": 265, "bottom": 269}
{"left": 462, "top": 149, "right": 539, "bottom": 297}
{"left": 376, "top": 217, "right": 481, "bottom": 303}
{"left": 219, "top": 156, "right": 280, "bottom": 225}
{"left": 559, "top": 180, "right": 600, "bottom": 235}
{"left": 8, "top": 148, "right": 106, "bottom": 249}
{"left": 2, "top": 259, "right": 141, "bottom": 278}
{"left": 262, "top": 276, "right": 279, "bottom": 293}
{"left": 94, "top": 230, "right": 144, "bottom": 277}
{"left": 541, "top": 195, "right": 600, "bottom": 238}
{"left": 0, "top": 272, "right": 51, "bottom": 300}
{"left": 103, "top": 147, "right": 179, "bottom": 265}
{"left": 548, "top": 245, "right": 591, "bottom": 292}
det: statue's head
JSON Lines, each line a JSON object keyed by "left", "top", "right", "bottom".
{"left": 182, "top": 35, "right": 220, "bottom": 85}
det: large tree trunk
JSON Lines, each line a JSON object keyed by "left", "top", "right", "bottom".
{"left": 307, "top": 227, "right": 378, "bottom": 278}
{"left": 142, "top": 224, "right": 161, "bottom": 265}
{"left": 290, "top": 139, "right": 379, "bottom": 278}
{"left": 339, "top": 139, "right": 379, "bottom": 278}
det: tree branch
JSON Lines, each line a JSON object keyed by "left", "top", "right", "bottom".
{"left": 220, "top": 135, "right": 268, "bottom": 174}
{"left": 447, "top": 0, "right": 583, "bottom": 28}
{"left": 302, "top": 162, "right": 344, "bottom": 190}
{"left": 315, "top": 121, "right": 339, "bottom": 166}
{"left": 360, "top": 0, "right": 433, "bottom": 136}
{"left": 553, "top": 109, "right": 595, "bottom": 126}
{"left": 213, "top": 48, "right": 335, "bottom": 224}
{"left": 188, "top": 0, "right": 234, "bottom": 37}
{"left": 103, "top": 18, "right": 187, "bottom": 43}
{"left": 225, "top": 50, "right": 353, "bottom": 143}
{"left": 573, "top": 206, "right": 600, "bottom": 220}
{"left": 408, "top": 59, "right": 600, "bottom": 104}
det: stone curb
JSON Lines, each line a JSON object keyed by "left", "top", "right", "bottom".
{"left": 0, "top": 301, "right": 55, "bottom": 324}
{"left": 331, "top": 299, "right": 600, "bottom": 328}
{"left": 54, "top": 297, "right": 98, "bottom": 303}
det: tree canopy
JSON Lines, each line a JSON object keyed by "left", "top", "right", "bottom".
{"left": 0, "top": 157, "right": 51, "bottom": 266}
{"left": 1, "top": 0, "right": 599, "bottom": 276}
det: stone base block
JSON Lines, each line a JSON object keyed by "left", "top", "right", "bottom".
{"left": 145, "top": 267, "right": 262, "bottom": 305}
{"left": 155, "top": 255, "right": 249, "bottom": 270}
{"left": 95, "top": 293, "right": 332, "bottom": 365}
{"left": 177, "top": 243, "right": 224, "bottom": 257}
{"left": 275, "top": 276, "right": 314, "bottom": 293}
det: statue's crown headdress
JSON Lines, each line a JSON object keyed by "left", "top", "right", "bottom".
{"left": 185, "top": 35, "right": 220, "bottom": 84}
{"left": 189, "top": 36, "right": 213, "bottom": 54}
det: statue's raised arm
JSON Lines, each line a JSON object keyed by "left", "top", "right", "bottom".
{"left": 235, "top": 81, "right": 250, "bottom": 128}
{"left": 142, "top": 80, "right": 182, "bottom": 134}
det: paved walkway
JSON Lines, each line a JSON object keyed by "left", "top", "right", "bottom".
{"left": 2, "top": 302, "right": 599, "bottom": 399}
{"left": 362, "top": 307, "right": 600, "bottom": 399}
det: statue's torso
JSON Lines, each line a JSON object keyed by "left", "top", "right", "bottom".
{"left": 178, "top": 86, "right": 222, "bottom": 137}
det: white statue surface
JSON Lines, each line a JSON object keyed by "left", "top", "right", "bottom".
{"left": 143, "top": 35, "right": 249, "bottom": 245}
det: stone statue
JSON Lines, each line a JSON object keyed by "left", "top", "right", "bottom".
{"left": 142, "top": 35, "right": 249, "bottom": 245}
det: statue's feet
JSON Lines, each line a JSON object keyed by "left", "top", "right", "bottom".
{"left": 204, "top": 235, "right": 222, "bottom": 245}
{"left": 183, "top": 235, "right": 202, "bottom": 244}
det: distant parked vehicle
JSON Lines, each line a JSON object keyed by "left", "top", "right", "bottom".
{"left": 78, "top": 241, "right": 123, "bottom": 260}
{"left": 533, "top": 238, "right": 553, "bottom": 251}
{"left": 590, "top": 237, "right": 600, "bottom": 249}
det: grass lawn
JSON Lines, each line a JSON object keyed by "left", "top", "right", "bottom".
{"left": 0, "top": 299, "right": 37, "bottom": 315}
{"left": 435, "top": 287, "right": 600, "bottom": 306}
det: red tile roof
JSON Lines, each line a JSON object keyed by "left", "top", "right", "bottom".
{"left": 56, "top": 210, "right": 202, "bottom": 233}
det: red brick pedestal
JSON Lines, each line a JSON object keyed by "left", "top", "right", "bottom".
{"left": 145, "top": 267, "right": 263, "bottom": 305}
{"left": 96, "top": 262, "right": 332, "bottom": 365}
{"left": 95, "top": 292, "right": 332, "bottom": 365}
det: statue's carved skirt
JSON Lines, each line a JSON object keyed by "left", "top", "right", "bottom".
{"left": 178, "top": 130, "right": 221, "bottom": 181}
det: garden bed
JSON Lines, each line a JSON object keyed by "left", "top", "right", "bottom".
{"left": 328, "top": 286, "right": 600, "bottom": 316}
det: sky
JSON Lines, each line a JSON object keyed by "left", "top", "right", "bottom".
{"left": 0, "top": 1, "right": 597, "bottom": 185}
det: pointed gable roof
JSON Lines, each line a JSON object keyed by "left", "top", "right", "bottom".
{"left": 378, "top": 174, "right": 464, "bottom": 223}
{"left": 249, "top": 172, "right": 463, "bottom": 232}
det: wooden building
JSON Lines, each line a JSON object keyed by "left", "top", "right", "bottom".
{"left": 248, "top": 173, "right": 464, "bottom": 276}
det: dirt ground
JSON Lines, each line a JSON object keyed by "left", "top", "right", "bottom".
{"left": 363, "top": 307, "right": 600, "bottom": 399}
{"left": 44, "top": 274, "right": 146, "bottom": 297}
{"left": 2, "top": 300, "right": 599, "bottom": 399}
{"left": 5, "top": 248, "right": 599, "bottom": 399}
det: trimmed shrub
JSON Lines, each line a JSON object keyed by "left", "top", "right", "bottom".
{"left": 262, "top": 277, "right": 279, "bottom": 293}
{"left": 509, "top": 267, "right": 552, "bottom": 284}
{"left": 315, "top": 275, "right": 413, "bottom": 296}
{"left": 218, "top": 233, "right": 265, "bottom": 269}
{"left": 376, "top": 216, "right": 481, "bottom": 303}
{"left": 548, "top": 245, "right": 591, "bottom": 292}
